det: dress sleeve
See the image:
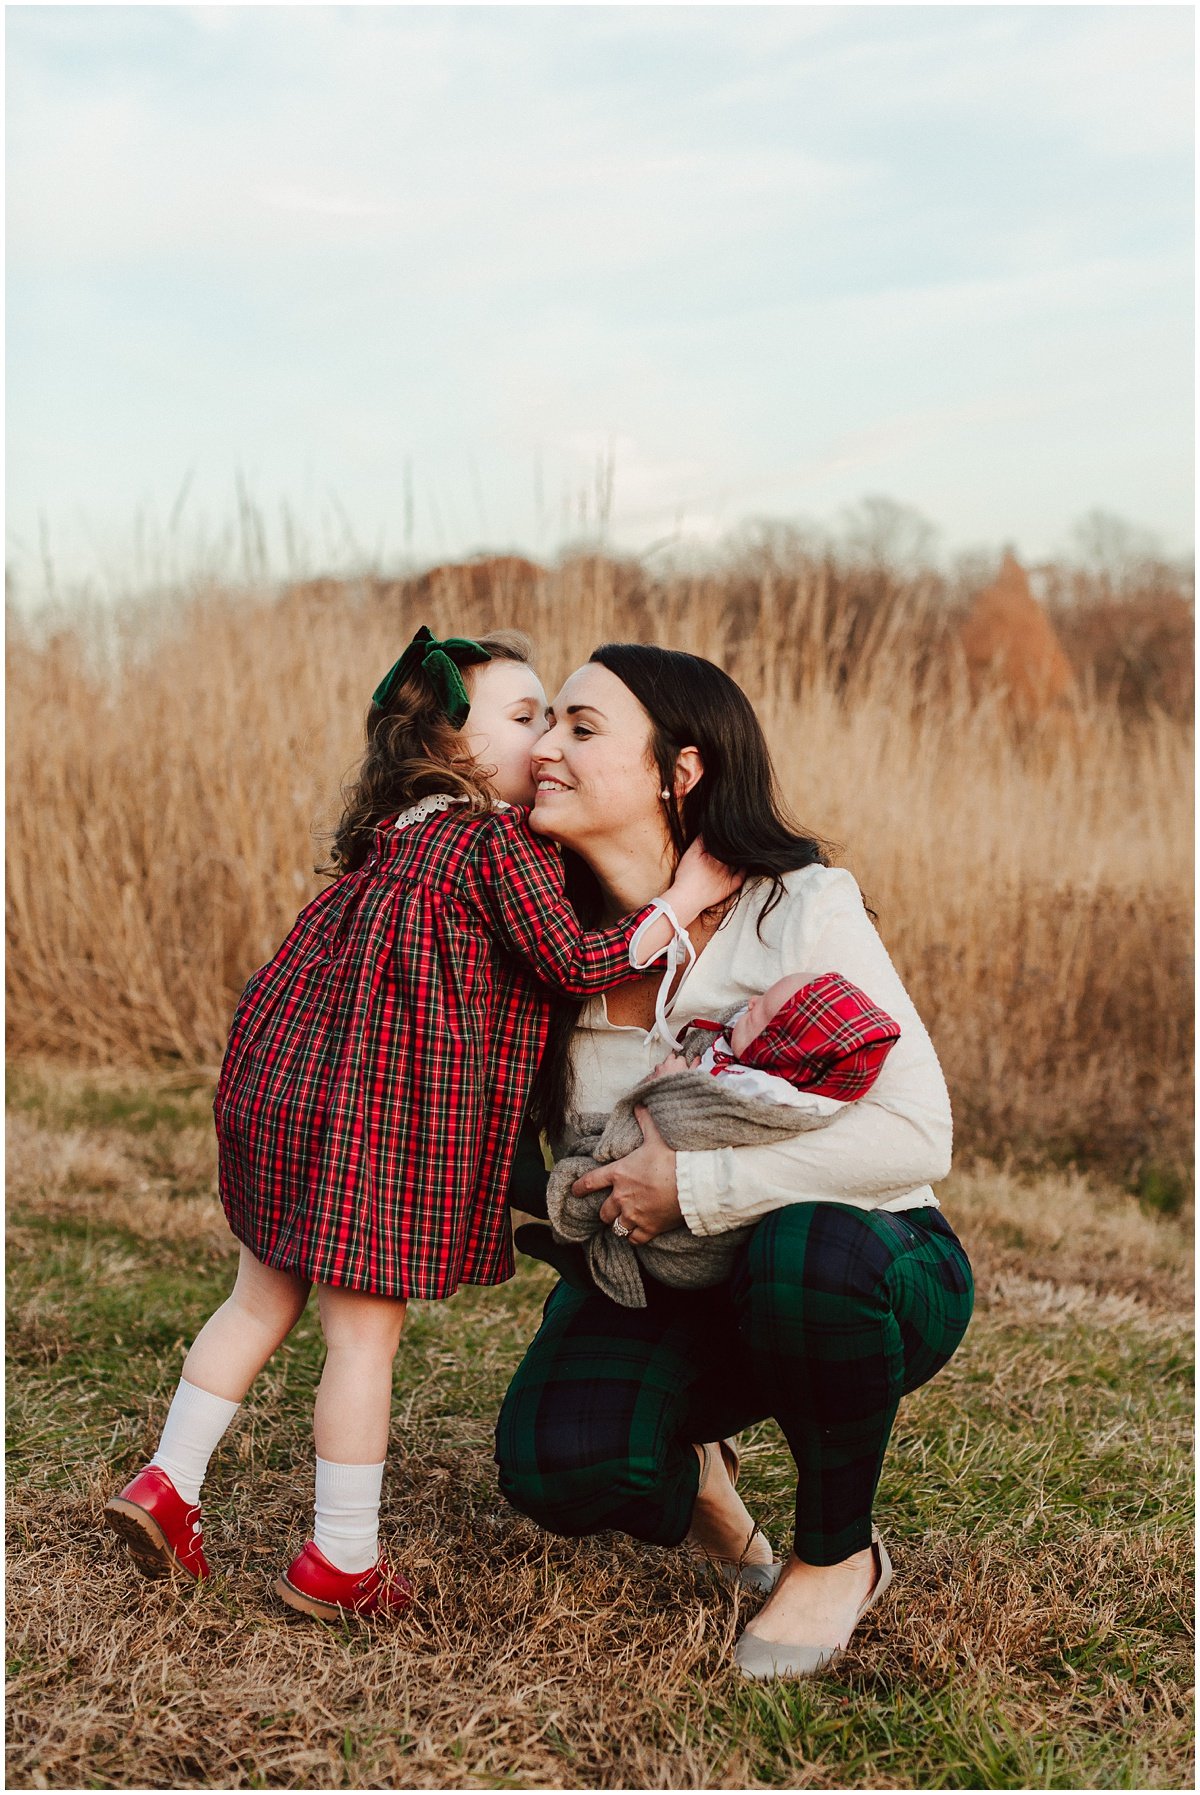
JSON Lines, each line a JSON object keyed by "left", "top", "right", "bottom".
{"left": 675, "top": 868, "right": 953, "bottom": 1236}
{"left": 469, "top": 811, "right": 657, "bottom": 997}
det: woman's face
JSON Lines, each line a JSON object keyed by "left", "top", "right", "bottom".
{"left": 462, "top": 659, "right": 549, "bottom": 806}
{"left": 529, "top": 661, "right": 664, "bottom": 851}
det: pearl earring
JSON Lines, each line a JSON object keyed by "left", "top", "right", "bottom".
{"left": 660, "top": 788, "right": 671, "bottom": 801}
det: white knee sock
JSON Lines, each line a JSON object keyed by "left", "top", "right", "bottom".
{"left": 313, "top": 1457, "right": 385, "bottom": 1574}
{"left": 149, "top": 1378, "right": 241, "bottom": 1505}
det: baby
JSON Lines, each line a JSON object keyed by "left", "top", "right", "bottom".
{"left": 528, "top": 971, "right": 903, "bottom": 1309}
{"left": 651, "top": 970, "right": 901, "bottom": 1113}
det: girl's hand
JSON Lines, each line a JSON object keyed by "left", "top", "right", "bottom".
{"left": 670, "top": 836, "right": 744, "bottom": 916}
{"left": 573, "top": 1108, "right": 684, "bottom": 1244}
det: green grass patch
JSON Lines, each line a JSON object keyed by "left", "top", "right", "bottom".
{"left": 1135, "top": 1161, "right": 1192, "bottom": 1218}
{"left": 6, "top": 1061, "right": 215, "bottom": 1134}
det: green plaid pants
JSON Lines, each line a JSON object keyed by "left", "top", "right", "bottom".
{"left": 495, "top": 1201, "right": 973, "bottom": 1564}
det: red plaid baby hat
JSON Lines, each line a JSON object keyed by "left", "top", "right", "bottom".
{"left": 737, "top": 972, "right": 901, "bottom": 1099}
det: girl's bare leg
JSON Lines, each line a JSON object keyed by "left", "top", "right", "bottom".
{"left": 139, "top": 1247, "right": 310, "bottom": 1506}
{"left": 182, "top": 1245, "right": 312, "bottom": 1400}
{"left": 306, "top": 1285, "right": 407, "bottom": 1572}
{"left": 313, "top": 1285, "right": 407, "bottom": 1463}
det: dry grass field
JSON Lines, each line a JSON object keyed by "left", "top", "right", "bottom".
{"left": 5, "top": 542, "right": 1194, "bottom": 1787}
{"left": 5, "top": 1061, "right": 1193, "bottom": 1791}
{"left": 5, "top": 548, "right": 1194, "bottom": 1194}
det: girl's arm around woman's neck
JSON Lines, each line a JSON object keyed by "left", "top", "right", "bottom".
{"left": 582, "top": 833, "right": 680, "bottom": 927}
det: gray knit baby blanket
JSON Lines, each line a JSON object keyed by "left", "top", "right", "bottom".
{"left": 546, "top": 1006, "right": 839, "bottom": 1308}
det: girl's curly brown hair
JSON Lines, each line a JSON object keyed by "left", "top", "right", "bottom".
{"left": 323, "top": 628, "right": 535, "bottom": 877}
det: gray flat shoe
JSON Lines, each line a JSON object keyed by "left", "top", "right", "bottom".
{"left": 713, "top": 1553, "right": 783, "bottom": 1595}
{"left": 688, "top": 1439, "right": 782, "bottom": 1594}
{"left": 733, "top": 1531, "right": 893, "bottom": 1680}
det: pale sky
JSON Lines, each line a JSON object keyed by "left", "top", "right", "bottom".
{"left": 5, "top": 4, "right": 1194, "bottom": 600}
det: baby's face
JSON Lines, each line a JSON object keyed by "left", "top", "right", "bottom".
{"left": 729, "top": 973, "right": 808, "bottom": 1059}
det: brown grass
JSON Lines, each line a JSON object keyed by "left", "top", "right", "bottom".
{"left": 6, "top": 552, "right": 1194, "bottom": 1191}
{"left": 943, "top": 1160, "right": 1193, "bottom": 1313}
{"left": 8, "top": 1490, "right": 1189, "bottom": 1790}
{"left": 5, "top": 1067, "right": 1193, "bottom": 1789}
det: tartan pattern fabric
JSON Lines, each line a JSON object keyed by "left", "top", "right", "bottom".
{"left": 214, "top": 806, "right": 652, "bottom": 1301}
{"left": 703, "top": 970, "right": 902, "bottom": 1099}
{"left": 495, "top": 1202, "right": 973, "bottom": 1563}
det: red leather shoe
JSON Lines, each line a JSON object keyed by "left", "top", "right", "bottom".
{"left": 275, "top": 1541, "right": 412, "bottom": 1621}
{"left": 103, "top": 1466, "right": 211, "bottom": 1580}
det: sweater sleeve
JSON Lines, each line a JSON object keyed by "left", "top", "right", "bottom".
{"left": 469, "top": 810, "right": 656, "bottom": 998}
{"left": 674, "top": 868, "right": 953, "bottom": 1236}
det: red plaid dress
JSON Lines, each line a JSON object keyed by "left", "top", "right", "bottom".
{"left": 213, "top": 805, "right": 653, "bottom": 1300}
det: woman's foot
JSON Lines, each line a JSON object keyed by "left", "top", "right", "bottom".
{"left": 743, "top": 1545, "right": 878, "bottom": 1647}
{"left": 686, "top": 1442, "right": 775, "bottom": 1572}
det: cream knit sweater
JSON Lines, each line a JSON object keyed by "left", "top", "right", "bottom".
{"left": 569, "top": 864, "right": 953, "bottom": 1238}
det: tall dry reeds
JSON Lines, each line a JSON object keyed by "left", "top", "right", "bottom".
{"left": 6, "top": 554, "right": 1193, "bottom": 1189}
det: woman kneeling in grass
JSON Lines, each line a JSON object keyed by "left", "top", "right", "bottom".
{"left": 496, "top": 643, "right": 974, "bottom": 1680}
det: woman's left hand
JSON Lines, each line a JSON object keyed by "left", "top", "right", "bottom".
{"left": 574, "top": 1107, "right": 684, "bottom": 1244}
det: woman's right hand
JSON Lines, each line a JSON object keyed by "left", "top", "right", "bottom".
{"left": 670, "top": 836, "right": 744, "bottom": 916}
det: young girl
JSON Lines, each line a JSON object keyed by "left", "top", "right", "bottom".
{"left": 104, "top": 624, "right": 736, "bottom": 1621}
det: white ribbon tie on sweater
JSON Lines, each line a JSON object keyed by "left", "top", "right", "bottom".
{"left": 627, "top": 899, "right": 696, "bottom": 1052}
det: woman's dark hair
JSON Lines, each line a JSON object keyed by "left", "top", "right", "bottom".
{"left": 323, "top": 629, "right": 534, "bottom": 877}
{"left": 527, "top": 643, "right": 835, "bottom": 1141}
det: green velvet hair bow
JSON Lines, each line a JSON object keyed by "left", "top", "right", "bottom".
{"left": 371, "top": 625, "right": 492, "bottom": 729}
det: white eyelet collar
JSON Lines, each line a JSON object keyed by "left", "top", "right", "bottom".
{"left": 390, "top": 792, "right": 513, "bottom": 833}
{"left": 390, "top": 793, "right": 469, "bottom": 832}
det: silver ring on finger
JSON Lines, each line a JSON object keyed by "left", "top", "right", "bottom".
{"left": 611, "top": 1216, "right": 631, "bottom": 1239}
